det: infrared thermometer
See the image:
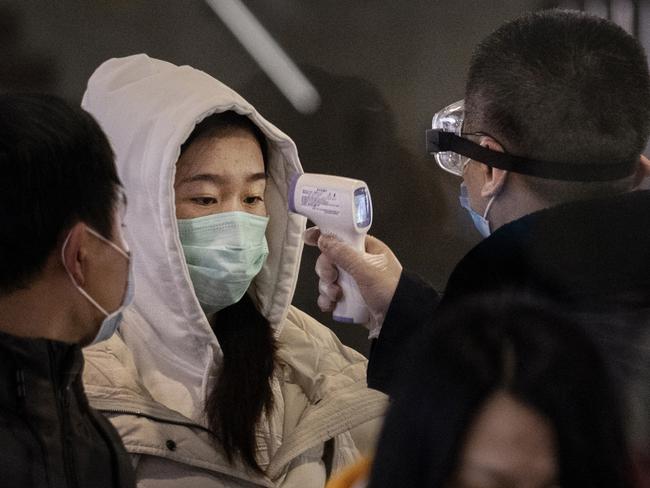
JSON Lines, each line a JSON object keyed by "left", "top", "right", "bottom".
{"left": 289, "top": 173, "right": 372, "bottom": 324}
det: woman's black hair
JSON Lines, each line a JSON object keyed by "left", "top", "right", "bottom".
{"left": 368, "top": 292, "right": 632, "bottom": 488}
{"left": 208, "top": 293, "right": 276, "bottom": 473}
{"left": 181, "top": 111, "right": 275, "bottom": 473}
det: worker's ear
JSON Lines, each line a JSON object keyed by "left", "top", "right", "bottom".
{"left": 478, "top": 136, "right": 508, "bottom": 198}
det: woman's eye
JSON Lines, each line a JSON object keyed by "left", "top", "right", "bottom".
{"left": 191, "top": 197, "right": 217, "bottom": 206}
{"left": 244, "top": 196, "right": 263, "bottom": 205}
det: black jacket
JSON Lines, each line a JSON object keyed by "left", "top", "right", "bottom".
{"left": 0, "top": 331, "right": 136, "bottom": 488}
{"left": 368, "top": 189, "right": 650, "bottom": 392}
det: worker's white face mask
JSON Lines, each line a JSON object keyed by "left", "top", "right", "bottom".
{"left": 62, "top": 227, "right": 134, "bottom": 344}
{"left": 459, "top": 182, "right": 495, "bottom": 238}
{"left": 177, "top": 211, "right": 269, "bottom": 315}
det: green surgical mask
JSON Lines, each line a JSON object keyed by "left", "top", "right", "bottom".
{"left": 177, "top": 211, "right": 269, "bottom": 315}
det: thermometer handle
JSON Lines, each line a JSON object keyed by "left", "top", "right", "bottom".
{"left": 328, "top": 232, "right": 369, "bottom": 324}
{"left": 333, "top": 268, "right": 370, "bottom": 324}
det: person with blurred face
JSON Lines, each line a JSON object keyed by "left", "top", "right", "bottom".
{"left": 306, "top": 9, "right": 650, "bottom": 468}
{"left": 327, "top": 295, "right": 636, "bottom": 488}
{"left": 0, "top": 93, "right": 135, "bottom": 487}
{"left": 80, "top": 55, "right": 386, "bottom": 488}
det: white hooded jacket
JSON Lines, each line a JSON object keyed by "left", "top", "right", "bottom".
{"left": 80, "top": 55, "right": 386, "bottom": 488}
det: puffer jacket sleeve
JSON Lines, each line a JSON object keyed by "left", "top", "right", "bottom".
{"left": 273, "top": 307, "right": 387, "bottom": 480}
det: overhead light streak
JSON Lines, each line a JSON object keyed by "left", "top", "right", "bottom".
{"left": 205, "top": 0, "right": 321, "bottom": 114}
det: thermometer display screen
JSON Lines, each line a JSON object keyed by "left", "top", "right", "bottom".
{"left": 354, "top": 187, "right": 371, "bottom": 227}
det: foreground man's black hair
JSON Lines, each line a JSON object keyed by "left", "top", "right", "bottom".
{"left": 0, "top": 93, "right": 120, "bottom": 294}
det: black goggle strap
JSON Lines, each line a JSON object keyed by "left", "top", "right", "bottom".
{"left": 426, "top": 130, "right": 636, "bottom": 182}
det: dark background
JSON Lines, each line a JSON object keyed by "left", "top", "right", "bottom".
{"left": 2, "top": 0, "right": 648, "bottom": 355}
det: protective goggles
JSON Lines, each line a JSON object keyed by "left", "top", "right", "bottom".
{"left": 426, "top": 99, "right": 636, "bottom": 182}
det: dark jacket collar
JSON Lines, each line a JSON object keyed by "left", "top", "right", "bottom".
{"left": 0, "top": 330, "right": 83, "bottom": 406}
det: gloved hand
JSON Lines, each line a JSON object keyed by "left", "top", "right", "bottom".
{"left": 303, "top": 227, "right": 402, "bottom": 337}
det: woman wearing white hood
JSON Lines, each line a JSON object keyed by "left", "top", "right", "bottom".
{"left": 80, "top": 54, "right": 386, "bottom": 488}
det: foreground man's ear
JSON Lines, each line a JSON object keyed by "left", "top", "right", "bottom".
{"left": 61, "top": 222, "right": 90, "bottom": 286}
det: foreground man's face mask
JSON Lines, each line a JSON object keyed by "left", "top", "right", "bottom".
{"left": 178, "top": 211, "right": 269, "bottom": 315}
{"left": 62, "top": 226, "right": 134, "bottom": 344}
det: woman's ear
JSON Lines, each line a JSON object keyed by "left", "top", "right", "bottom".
{"left": 61, "top": 222, "right": 89, "bottom": 286}
{"left": 478, "top": 136, "right": 509, "bottom": 198}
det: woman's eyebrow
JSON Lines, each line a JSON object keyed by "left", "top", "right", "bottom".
{"left": 178, "top": 173, "right": 223, "bottom": 185}
{"left": 246, "top": 172, "right": 268, "bottom": 182}
{"left": 179, "top": 172, "right": 267, "bottom": 185}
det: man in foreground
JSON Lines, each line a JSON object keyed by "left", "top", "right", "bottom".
{"left": 0, "top": 93, "right": 135, "bottom": 487}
